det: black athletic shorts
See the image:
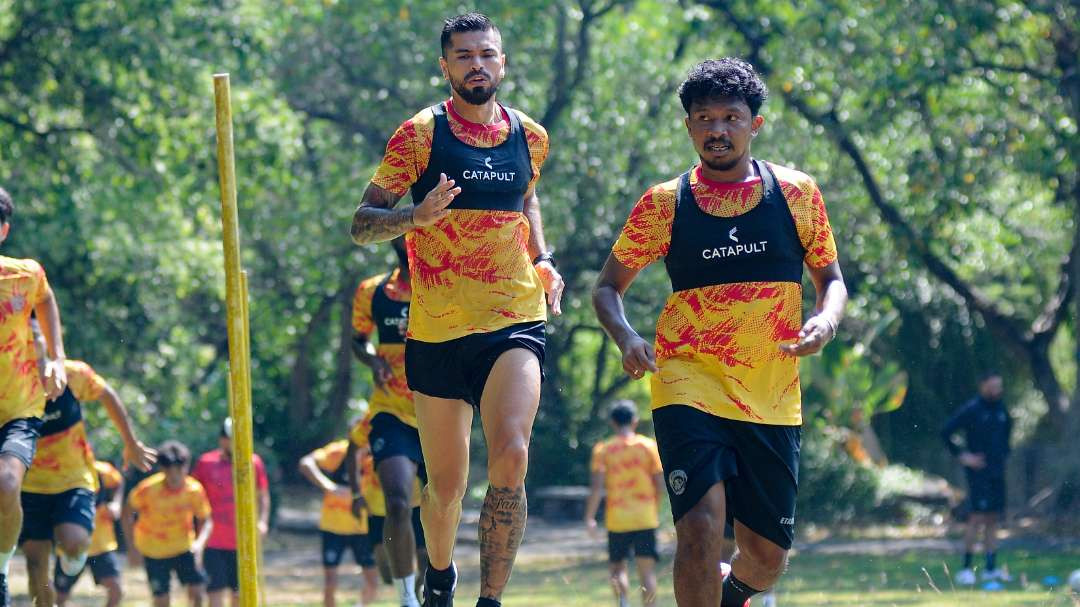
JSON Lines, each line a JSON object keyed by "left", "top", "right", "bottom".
{"left": 608, "top": 528, "right": 659, "bottom": 563}
{"left": 370, "top": 412, "right": 427, "bottom": 483}
{"left": 966, "top": 471, "right": 1006, "bottom": 513}
{"left": 53, "top": 551, "right": 120, "bottom": 592}
{"left": 19, "top": 488, "right": 96, "bottom": 542}
{"left": 653, "top": 405, "right": 800, "bottom": 550}
{"left": 0, "top": 417, "right": 42, "bottom": 469}
{"left": 321, "top": 531, "right": 374, "bottom": 568}
{"left": 204, "top": 548, "right": 238, "bottom": 592}
{"left": 405, "top": 321, "right": 546, "bottom": 407}
{"left": 144, "top": 551, "right": 206, "bottom": 596}
{"left": 366, "top": 507, "right": 425, "bottom": 549}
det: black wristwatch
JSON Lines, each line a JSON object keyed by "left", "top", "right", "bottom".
{"left": 533, "top": 251, "right": 557, "bottom": 268}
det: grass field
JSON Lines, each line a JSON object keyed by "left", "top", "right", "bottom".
{"left": 21, "top": 542, "right": 1079, "bottom": 606}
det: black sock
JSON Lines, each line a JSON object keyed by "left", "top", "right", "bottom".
{"left": 721, "top": 573, "right": 762, "bottom": 607}
{"left": 962, "top": 552, "right": 973, "bottom": 569}
{"left": 986, "top": 552, "right": 997, "bottom": 571}
{"left": 426, "top": 563, "right": 457, "bottom": 591}
{"left": 476, "top": 599, "right": 501, "bottom": 607}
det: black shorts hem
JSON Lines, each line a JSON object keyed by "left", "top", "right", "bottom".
{"left": 19, "top": 488, "right": 96, "bottom": 543}
{"left": 204, "top": 548, "right": 238, "bottom": 592}
{"left": 321, "top": 531, "right": 374, "bottom": 568}
{"left": 369, "top": 412, "right": 427, "bottom": 482}
{"left": 607, "top": 528, "right": 659, "bottom": 562}
{"left": 0, "top": 417, "right": 42, "bottom": 469}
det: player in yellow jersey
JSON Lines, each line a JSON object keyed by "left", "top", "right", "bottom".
{"left": 349, "top": 14, "right": 563, "bottom": 607}
{"left": 594, "top": 59, "right": 848, "bottom": 607}
{"left": 0, "top": 187, "right": 68, "bottom": 605}
{"left": 123, "top": 441, "right": 212, "bottom": 607}
{"left": 348, "top": 237, "right": 429, "bottom": 606}
{"left": 20, "top": 357, "right": 156, "bottom": 606}
{"left": 54, "top": 460, "right": 126, "bottom": 606}
{"left": 584, "top": 402, "right": 664, "bottom": 607}
{"left": 300, "top": 437, "right": 379, "bottom": 607}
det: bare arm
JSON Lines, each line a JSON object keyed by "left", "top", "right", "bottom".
{"left": 592, "top": 253, "right": 658, "bottom": 378}
{"left": 346, "top": 442, "right": 368, "bottom": 518}
{"left": 99, "top": 383, "right": 157, "bottom": 472}
{"left": 352, "top": 332, "right": 391, "bottom": 390}
{"left": 192, "top": 516, "right": 213, "bottom": 554}
{"left": 523, "top": 186, "right": 565, "bottom": 315}
{"left": 653, "top": 472, "right": 665, "bottom": 512}
{"left": 107, "top": 477, "right": 125, "bottom": 521}
{"left": 779, "top": 260, "right": 848, "bottom": 356}
{"left": 350, "top": 176, "right": 460, "bottom": 245}
{"left": 257, "top": 488, "right": 271, "bottom": 535}
{"left": 583, "top": 471, "right": 605, "bottom": 526}
{"left": 122, "top": 501, "right": 141, "bottom": 566}
{"left": 299, "top": 455, "right": 339, "bottom": 493}
{"left": 33, "top": 286, "right": 67, "bottom": 399}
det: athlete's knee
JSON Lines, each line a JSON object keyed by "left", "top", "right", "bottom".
{"left": 424, "top": 475, "right": 467, "bottom": 510}
{"left": 104, "top": 579, "right": 124, "bottom": 602}
{"left": 0, "top": 459, "right": 24, "bottom": 499}
{"left": 743, "top": 544, "right": 788, "bottom": 581}
{"left": 486, "top": 439, "right": 529, "bottom": 487}
{"left": 384, "top": 493, "right": 412, "bottom": 522}
{"left": 55, "top": 530, "right": 90, "bottom": 557}
{"left": 675, "top": 510, "right": 721, "bottom": 559}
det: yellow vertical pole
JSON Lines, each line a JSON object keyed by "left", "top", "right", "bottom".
{"left": 213, "top": 73, "right": 260, "bottom": 607}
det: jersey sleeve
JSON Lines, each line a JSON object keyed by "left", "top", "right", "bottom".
{"left": 611, "top": 185, "right": 676, "bottom": 270}
{"left": 782, "top": 172, "right": 838, "bottom": 269}
{"left": 590, "top": 443, "right": 606, "bottom": 474}
{"left": 370, "top": 110, "right": 435, "bottom": 197}
{"left": 348, "top": 418, "right": 370, "bottom": 449}
{"left": 352, "top": 276, "right": 381, "bottom": 336}
{"left": 254, "top": 454, "right": 269, "bottom": 491}
{"left": 646, "top": 440, "right": 662, "bottom": 475}
{"left": 191, "top": 481, "right": 212, "bottom": 519}
{"left": 128, "top": 481, "right": 147, "bottom": 511}
{"left": 100, "top": 463, "right": 123, "bottom": 490}
{"left": 311, "top": 443, "right": 345, "bottom": 473}
{"left": 65, "top": 360, "right": 107, "bottom": 402}
{"left": 516, "top": 112, "right": 549, "bottom": 193}
{"left": 28, "top": 259, "right": 49, "bottom": 308}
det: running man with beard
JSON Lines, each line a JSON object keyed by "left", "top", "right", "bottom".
{"left": 594, "top": 58, "right": 847, "bottom": 607}
{"left": 0, "top": 186, "right": 68, "bottom": 605}
{"left": 347, "top": 236, "right": 428, "bottom": 606}
{"left": 21, "top": 358, "right": 156, "bottom": 607}
{"left": 349, "top": 14, "right": 564, "bottom": 607}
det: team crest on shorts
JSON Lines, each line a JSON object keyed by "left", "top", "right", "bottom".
{"left": 668, "top": 469, "right": 688, "bottom": 496}
{"left": 372, "top": 438, "right": 385, "bottom": 453}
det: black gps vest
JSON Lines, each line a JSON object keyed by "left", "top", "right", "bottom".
{"left": 409, "top": 103, "right": 532, "bottom": 212}
{"left": 372, "top": 273, "right": 409, "bottom": 345}
{"left": 40, "top": 387, "right": 83, "bottom": 438}
{"left": 665, "top": 160, "right": 805, "bottom": 292}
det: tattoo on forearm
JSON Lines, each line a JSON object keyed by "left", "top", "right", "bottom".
{"left": 478, "top": 485, "right": 527, "bottom": 599}
{"left": 350, "top": 184, "right": 411, "bottom": 245}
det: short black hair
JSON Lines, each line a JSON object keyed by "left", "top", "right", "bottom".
{"left": 157, "top": 440, "right": 191, "bottom": 467}
{"left": 0, "top": 187, "right": 12, "bottom": 225}
{"left": 678, "top": 58, "right": 768, "bottom": 116}
{"left": 609, "top": 400, "right": 637, "bottom": 427}
{"left": 441, "top": 13, "right": 498, "bottom": 56}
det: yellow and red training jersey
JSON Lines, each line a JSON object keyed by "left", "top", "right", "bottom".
{"left": 352, "top": 270, "right": 415, "bottom": 427}
{"left": 612, "top": 163, "right": 837, "bottom": 425}
{"left": 23, "top": 359, "right": 107, "bottom": 494}
{"left": 310, "top": 439, "right": 367, "bottom": 535}
{"left": 127, "top": 472, "right": 212, "bottom": 559}
{"left": 89, "top": 460, "right": 123, "bottom": 556}
{"left": 0, "top": 256, "right": 50, "bottom": 427}
{"left": 370, "top": 98, "right": 549, "bottom": 342}
{"left": 591, "top": 433, "right": 663, "bottom": 532}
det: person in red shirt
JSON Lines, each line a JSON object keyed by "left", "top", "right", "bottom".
{"left": 190, "top": 418, "right": 270, "bottom": 607}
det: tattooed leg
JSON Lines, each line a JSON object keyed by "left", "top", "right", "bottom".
{"left": 478, "top": 485, "right": 527, "bottom": 599}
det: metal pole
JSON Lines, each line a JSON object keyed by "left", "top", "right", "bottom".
{"left": 213, "top": 72, "right": 260, "bottom": 607}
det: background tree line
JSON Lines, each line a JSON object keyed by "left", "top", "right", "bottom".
{"left": 1, "top": 0, "right": 1075, "bottom": 518}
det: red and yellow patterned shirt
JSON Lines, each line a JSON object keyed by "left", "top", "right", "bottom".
{"left": 591, "top": 434, "right": 663, "bottom": 532}
{"left": 370, "top": 99, "right": 549, "bottom": 342}
{"left": 23, "top": 360, "right": 106, "bottom": 494}
{"left": 0, "top": 256, "right": 50, "bottom": 426}
{"left": 310, "top": 440, "right": 367, "bottom": 535}
{"left": 352, "top": 270, "right": 415, "bottom": 427}
{"left": 612, "top": 163, "right": 837, "bottom": 425}
{"left": 128, "top": 472, "right": 212, "bottom": 559}
{"left": 89, "top": 460, "right": 123, "bottom": 556}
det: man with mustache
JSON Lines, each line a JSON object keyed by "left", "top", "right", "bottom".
{"left": 594, "top": 58, "right": 848, "bottom": 606}
{"left": 349, "top": 12, "right": 564, "bottom": 607}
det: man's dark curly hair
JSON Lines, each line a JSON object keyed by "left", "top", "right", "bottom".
{"left": 441, "top": 13, "right": 499, "bottom": 57}
{"left": 677, "top": 58, "right": 768, "bottom": 116}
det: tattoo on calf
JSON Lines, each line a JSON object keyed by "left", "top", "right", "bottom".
{"left": 478, "top": 485, "right": 527, "bottom": 599}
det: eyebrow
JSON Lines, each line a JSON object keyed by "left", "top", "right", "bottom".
{"left": 454, "top": 47, "right": 498, "bottom": 54}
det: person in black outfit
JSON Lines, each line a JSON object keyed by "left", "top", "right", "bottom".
{"left": 941, "top": 371, "right": 1011, "bottom": 583}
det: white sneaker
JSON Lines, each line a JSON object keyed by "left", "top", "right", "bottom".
{"left": 955, "top": 568, "right": 977, "bottom": 586}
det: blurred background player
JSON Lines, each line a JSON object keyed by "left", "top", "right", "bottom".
{"left": 20, "top": 356, "right": 156, "bottom": 606}
{"left": 300, "top": 433, "right": 379, "bottom": 607}
{"left": 350, "top": 236, "right": 428, "bottom": 607}
{"left": 54, "top": 459, "right": 126, "bottom": 607}
{"left": 584, "top": 401, "right": 663, "bottom": 607}
{"left": 942, "top": 371, "right": 1012, "bottom": 585}
{"left": 191, "top": 418, "right": 271, "bottom": 607}
{"left": 349, "top": 413, "right": 429, "bottom": 602}
{"left": 124, "top": 440, "right": 212, "bottom": 607}
{"left": 0, "top": 186, "right": 68, "bottom": 605}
